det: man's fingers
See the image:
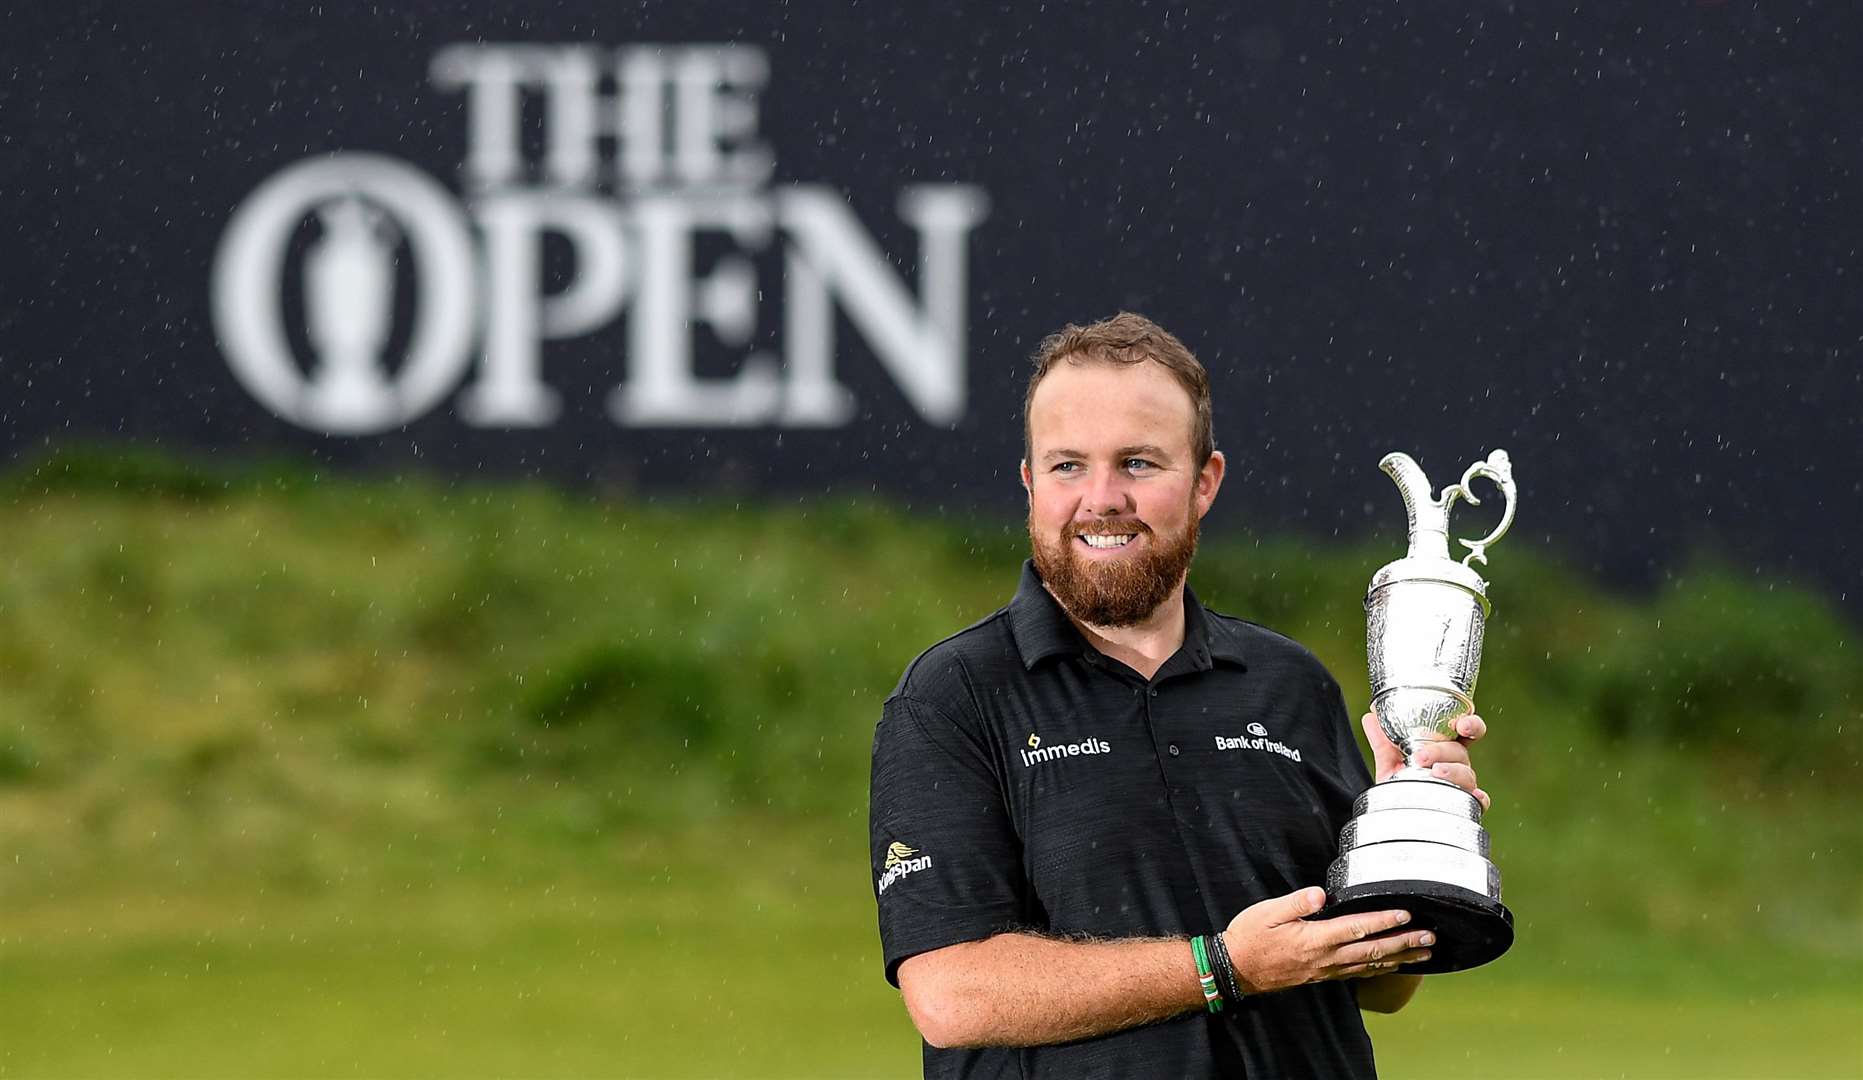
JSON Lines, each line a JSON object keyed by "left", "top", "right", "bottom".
{"left": 1411, "top": 741, "right": 1471, "bottom": 769}
{"left": 1337, "top": 929, "right": 1434, "bottom": 968}
{"left": 1370, "top": 712, "right": 1486, "bottom": 746}
{"left": 1360, "top": 712, "right": 1396, "bottom": 752}
{"left": 1411, "top": 723, "right": 1490, "bottom": 808}
{"left": 1337, "top": 944, "right": 1434, "bottom": 977}
{"left": 1314, "top": 907, "right": 1410, "bottom": 945}
{"left": 1426, "top": 761, "right": 1479, "bottom": 795}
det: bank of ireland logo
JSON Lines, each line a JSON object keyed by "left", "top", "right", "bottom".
{"left": 212, "top": 154, "right": 478, "bottom": 435}
{"left": 1216, "top": 723, "right": 1303, "bottom": 763}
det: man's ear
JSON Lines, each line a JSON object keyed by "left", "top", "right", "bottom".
{"left": 1019, "top": 459, "right": 1033, "bottom": 501}
{"left": 1195, "top": 450, "right": 1226, "bottom": 518}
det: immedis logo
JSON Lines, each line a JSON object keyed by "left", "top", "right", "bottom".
{"left": 1020, "top": 733, "right": 1112, "bottom": 768}
{"left": 213, "top": 45, "right": 989, "bottom": 435}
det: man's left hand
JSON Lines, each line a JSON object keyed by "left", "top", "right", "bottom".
{"left": 1361, "top": 712, "right": 1490, "bottom": 812}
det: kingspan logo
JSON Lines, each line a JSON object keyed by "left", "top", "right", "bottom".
{"left": 212, "top": 43, "right": 989, "bottom": 435}
{"left": 878, "top": 841, "right": 931, "bottom": 895}
{"left": 1020, "top": 732, "right": 1112, "bottom": 768}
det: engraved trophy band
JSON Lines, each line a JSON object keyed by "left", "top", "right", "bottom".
{"left": 1318, "top": 449, "right": 1518, "bottom": 974}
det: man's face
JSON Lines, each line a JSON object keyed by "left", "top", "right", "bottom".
{"left": 1021, "top": 359, "right": 1225, "bottom": 627}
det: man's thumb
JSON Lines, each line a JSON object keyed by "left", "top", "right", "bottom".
{"left": 1266, "top": 886, "right": 1327, "bottom": 925}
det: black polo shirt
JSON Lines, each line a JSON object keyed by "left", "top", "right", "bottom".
{"left": 870, "top": 560, "right": 1378, "bottom": 1079}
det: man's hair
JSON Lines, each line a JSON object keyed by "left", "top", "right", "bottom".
{"left": 1023, "top": 312, "right": 1215, "bottom": 465}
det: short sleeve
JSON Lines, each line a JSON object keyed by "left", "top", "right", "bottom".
{"left": 869, "top": 693, "right": 1028, "bottom": 987}
{"left": 1318, "top": 672, "right": 1375, "bottom": 834}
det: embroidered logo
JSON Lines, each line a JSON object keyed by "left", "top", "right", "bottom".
{"left": 1020, "top": 733, "right": 1111, "bottom": 768}
{"left": 883, "top": 841, "right": 918, "bottom": 869}
{"left": 878, "top": 841, "right": 932, "bottom": 894}
{"left": 1216, "top": 726, "right": 1303, "bottom": 763}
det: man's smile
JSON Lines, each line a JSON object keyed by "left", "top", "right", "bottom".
{"left": 1078, "top": 533, "right": 1139, "bottom": 550}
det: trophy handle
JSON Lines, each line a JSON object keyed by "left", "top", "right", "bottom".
{"left": 1441, "top": 450, "right": 1516, "bottom": 567}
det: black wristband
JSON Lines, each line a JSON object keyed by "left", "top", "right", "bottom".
{"left": 1207, "top": 930, "right": 1247, "bottom": 1004}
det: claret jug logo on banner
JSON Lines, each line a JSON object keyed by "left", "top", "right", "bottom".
{"left": 212, "top": 44, "right": 990, "bottom": 435}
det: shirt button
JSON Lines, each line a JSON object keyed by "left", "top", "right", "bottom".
{"left": 1168, "top": 743, "right": 1181, "bottom": 756}
{"left": 1148, "top": 688, "right": 1159, "bottom": 697}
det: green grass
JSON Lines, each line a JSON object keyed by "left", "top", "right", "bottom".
{"left": 0, "top": 446, "right": 1857, "bottom": 1077}
{"left": 2, "top": 821, "right": 1855, "bottom": 1079}
{"left": 4, "top": 818, "right": 1857, "bottom": 1079}
{"left": 1367, "top": 989, "right": 1861, "bottom": 1079}
{"left": 1, "top": 819, "right": 915, "bottom": 1079}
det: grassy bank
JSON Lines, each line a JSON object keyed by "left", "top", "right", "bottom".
{"left": 0, "top": 448, "right": 1857, "bottom": 1076}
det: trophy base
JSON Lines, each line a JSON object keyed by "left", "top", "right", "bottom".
{"left": 1319, "top": 879, "right": 1513, "bottom": 974}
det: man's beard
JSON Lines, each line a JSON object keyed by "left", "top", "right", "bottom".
{"left": 1029, "top": 499, "right": 1200, "bottom": 628}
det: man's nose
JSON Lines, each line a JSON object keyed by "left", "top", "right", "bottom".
{"left": 1083, "top": 470, "right": 1133, "bottom": 516}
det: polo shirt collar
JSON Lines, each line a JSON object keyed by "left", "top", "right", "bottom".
{"left": 1008, "top": 559, "right": 1248, "bottom": 672}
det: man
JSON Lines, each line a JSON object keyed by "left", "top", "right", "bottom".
{"left": 868, "top": 313, "right": 1490, "bottom": 1077}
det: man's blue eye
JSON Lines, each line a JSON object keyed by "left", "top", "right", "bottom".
{"left": 1054, "top": 462, "right": 1079, "bottom": 473}
{"left": 1126, "top": 458, "right": 1154, "bottom": 471}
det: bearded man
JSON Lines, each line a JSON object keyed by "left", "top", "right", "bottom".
{"left": 868, "top": 312, "right": 1491, "bottom": 1078}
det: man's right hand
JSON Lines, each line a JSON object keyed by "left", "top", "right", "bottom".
{"left": 1223, "top": 886, "right": 1433, "bottom": 992}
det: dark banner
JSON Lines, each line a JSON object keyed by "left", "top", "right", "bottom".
{"left": 7, "top": 3, "right": 1858, "bottom": 602}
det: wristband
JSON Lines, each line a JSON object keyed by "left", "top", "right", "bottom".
{"left": 1207, "top": 930, "right": 1247, "bottom": 1005}
{"left": 1190, "top": 935, "right": 1223, "bottom": 1013}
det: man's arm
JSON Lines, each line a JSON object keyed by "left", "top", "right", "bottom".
{"left": 898, "top": 886, "right": 1434, "bottom": 1049}
{"left": 898, "top": 933, "right": 1204, "bottom": 1049}
{"left": 1353, "top": 972, "right": 1422, "bottom": 1013}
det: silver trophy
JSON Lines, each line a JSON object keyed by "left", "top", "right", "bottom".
{"left": 1320, "top": 449, "right": 1518, "bottom": 973}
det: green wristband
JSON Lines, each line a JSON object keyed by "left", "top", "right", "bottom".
{"left": 1191, "top": 935, "right": 1223, "bottom": 1013}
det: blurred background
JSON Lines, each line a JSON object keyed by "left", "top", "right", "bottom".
{"left": 3, "top": 3, "right": 1859, "bottom": 1077}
